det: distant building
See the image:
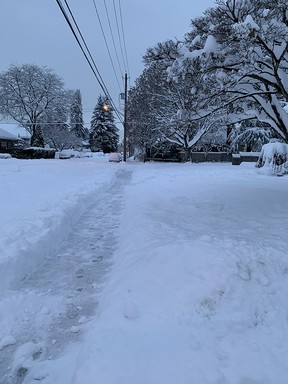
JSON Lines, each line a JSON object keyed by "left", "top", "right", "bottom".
{"left": 0, "top": 127, "right": 18, "bottom": 152}
{"left": 0, "top": 124, "right": 31, "bottom": 152}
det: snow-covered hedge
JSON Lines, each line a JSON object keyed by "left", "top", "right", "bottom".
{"left": 256, "top": 142, "right": 288, "bottom": 175}
{"left": 14, "top": 147, "right": 56, "bottom": 159}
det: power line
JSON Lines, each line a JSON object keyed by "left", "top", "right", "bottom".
{"left": 92, "top": 0, "right": 122, "bottom": 92}
{"left": 112, "top": 0, "right": 127, "bottom": 73}
{"left": 55, "top": 0, "right": 106, "bottom": 95}
{"left": 118, "top": 0, "right": 130, "bottom": 76}
{"left": 0, "top": 121, "right": 125, "bottom": 126}
{"left": 103, "top": 0, "right": 124, "bottom": 76}
{"left": 62, "top": 0, "right": 112, "bottom": 98}
{"left": 55, "top": 0, "right": 123, "bottom": 123}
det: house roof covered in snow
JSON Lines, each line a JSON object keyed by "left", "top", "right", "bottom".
{"left": 0, "top": 124, "right": 31, "bottom": 139}
{"left": 0, "top": 127, "right": 18, "bottom": 140}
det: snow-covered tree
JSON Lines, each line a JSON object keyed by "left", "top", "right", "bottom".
{"left": 128, "top": 0, "right": 288, "bottom": 155}
{"left": 228, "top": 121, "right": 271, "bottom": 152}
{"left": 89, "top": 96, "right": 119, "bottom": 153}
{"left": 0, "top": 64, "right": 70, "bottom": 147}
{"left": 43, "top": 123, "right": 79, "bottom": 151}
{"left": 184, "top": 0, "right": 288, "bottom": 142}
{"left": 39, "top": 93, "right": 80, "bottom": 150}
{"left": 130, "top": 39, "right": 226, "bottom": 158}
{"left": 70, "top": 89, "right": 88, "bottom": 140}
{"left": 127, "top": 61, "right": 171, "bottom": 155}
{"left": 42, "top": 112, "right": 81, "bottom": 151}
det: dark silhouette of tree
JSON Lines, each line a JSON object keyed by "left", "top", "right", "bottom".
{"left": 70, "top": 89, "right": 88, "bottom": 140}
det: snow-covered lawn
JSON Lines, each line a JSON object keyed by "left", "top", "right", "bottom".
{"left": 1, "top": 157, "right": 288, "bottom": 384}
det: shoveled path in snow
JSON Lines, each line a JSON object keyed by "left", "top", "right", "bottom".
{"left": 0, "top": 168, "right": 132, "bottom": 384}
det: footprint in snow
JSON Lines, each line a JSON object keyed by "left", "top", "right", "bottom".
{"left": 76, "top": 269, "right": 84, "bottom": 278}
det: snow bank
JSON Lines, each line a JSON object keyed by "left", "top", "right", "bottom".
{"left": 0, "top": 156, "right": 117, "bottom": 291}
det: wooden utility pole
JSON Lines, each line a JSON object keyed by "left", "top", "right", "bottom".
{"left": 123, "top": 72, "right": 128, "bottom": 162}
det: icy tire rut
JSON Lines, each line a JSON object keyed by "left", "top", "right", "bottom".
{"left": 0, "top": 168, "right": 131, "bottom": 384}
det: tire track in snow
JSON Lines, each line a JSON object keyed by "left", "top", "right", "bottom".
{"left": 0, "top": 168, "right": 132, "bottom": 384}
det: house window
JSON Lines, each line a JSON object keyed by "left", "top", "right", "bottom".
{"left": 0, "top": 141, "right": 8, "bottom": 150}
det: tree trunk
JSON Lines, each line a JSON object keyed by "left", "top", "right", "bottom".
{"left": 184, "top": 146, "right": 192, "bottom": 162}
{"left": 31, "top": 124, "right": 44, "bottom": 147}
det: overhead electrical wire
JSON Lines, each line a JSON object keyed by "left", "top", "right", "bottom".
{"left": 103, "top": 0, "right": 124, "bottom": 76}
{"left": 55, "top": 0, "right": 106, "bottom": 95}
{"left": 55, "top": 0, "right": 123, "bottom": 122}
{"left": 92, "top": 0, "right": 122, "bottom": 92}
{"left": 112, "top": 0, "right": 127, "bottom": 74}
{"left": 118, "top": 0, "right": 130, "bottom": 77}
{"left": 0, "top": 121, "right": 125, "bottom": 127}
{"left": 62, "top": 0, "right": 115, "bottom": 101}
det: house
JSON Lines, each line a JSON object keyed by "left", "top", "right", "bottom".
{"left": 0, "top": 124, "right": 31, "bottom": 152}
{"left": 0, "top": 127, "right": 18, "bottom": 152}
{"left": 1, "top": 124, "right": 31, "bottom": 144}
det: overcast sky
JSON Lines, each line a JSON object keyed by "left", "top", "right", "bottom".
{"left": 1, "top": 0, "right": 216, "bottom": 127}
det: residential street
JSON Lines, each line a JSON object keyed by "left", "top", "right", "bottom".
{"left": 1, "top": 160, "right": 288, "bottom": 384}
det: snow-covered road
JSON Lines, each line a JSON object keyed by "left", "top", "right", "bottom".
{"left": 0, "top": 167, "right": 131, "bottom": 384}
{"left": 1, "top": 158, "right": 288, "bottom": 384}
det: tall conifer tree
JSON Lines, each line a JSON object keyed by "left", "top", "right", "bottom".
{"left": 89, "top": 95, "right": 119, "bottom": 153}
{"left": 70, "top": 89, "right": 88, "bottom": 140}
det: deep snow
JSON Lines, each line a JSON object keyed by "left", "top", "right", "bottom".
{"left": 1, "top": 156, "right": 288, "bottom": 384}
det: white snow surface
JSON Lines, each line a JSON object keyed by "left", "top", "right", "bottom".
{"left": 1, "top": 156, "right": 288, "bottom": 384}
{"left": 178, "top": 34, "right": 217, "bottom": 62}
{"left": 203, "top": 35, "right": 218, "bottom": 53}
{"left": 243, "top": 15, "right": 260, "bottom": 31}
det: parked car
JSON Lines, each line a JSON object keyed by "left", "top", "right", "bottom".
{"left": 58, "top": 151, "right": 71, "bottom": 159}
{"left": 109, "top": 152, "right": 122, "bottom": 162}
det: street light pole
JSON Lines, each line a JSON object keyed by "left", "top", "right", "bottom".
{"left": 123, "top": 72, "right": 128, "bottom": 162}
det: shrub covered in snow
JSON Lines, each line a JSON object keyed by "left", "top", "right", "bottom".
{"left": 13, "top": 147, "right": 56, "bottom": 159}
{"left": 0, "top": 153, "right": 12, "bottom": 159}
{"left": 256, "top": 141, "right": 288, "bottom": 175}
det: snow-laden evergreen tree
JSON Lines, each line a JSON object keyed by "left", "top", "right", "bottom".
{"left": 70, "top": 89, "right": 88, "bottom": 140}
{"left": 89, "top": 96, "right": 119, "bottom": 153}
